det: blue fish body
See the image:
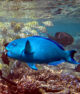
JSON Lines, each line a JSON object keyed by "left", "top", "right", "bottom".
{"left": 6, "top": 36, "right": 79, "bottom": 70}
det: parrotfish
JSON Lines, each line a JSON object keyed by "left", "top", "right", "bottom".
{"left": 5, "top": 36, "right": 79, "bottom": 70}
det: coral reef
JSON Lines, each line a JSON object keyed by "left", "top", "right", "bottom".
{"left": 0, "top": 23, "right": 80, "bottom": 94}
{"left": 0, "top": 63, "right": 80, "bottom": 94}
{"left": 0, "top": 0, "right": 80, "bottom": 93}
{"left": 13, "top": 23, "right": 24, "bottom": 32}
{"left": 0, "top": 21, "right": 47, "bottom": 40}
{"left": 0, "top": 5, "right": 79, "bottom": 94}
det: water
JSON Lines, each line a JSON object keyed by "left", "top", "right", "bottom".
{"left": 0, "top": 0, "right": 80, "bottom": 93}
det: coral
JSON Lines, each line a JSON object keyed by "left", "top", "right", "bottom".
{"left": 24, "top": 21, "right": 46, "bottom": 33}
{"left": 30, "top": 30, "right": 38, "bottom": 35}
{"left": 0, "top": 62, "right": 80, "bottom": 94}
{"left": 21, "top": 26, "right": 32, "bottom": 32}
{"left": 0, "top": 22, "right": 5, "bottom": 29}
{"left": 14, "top": 23, "right": 23, "bottom": 32}
{"left": 37, "top": 26, "right": 46, "bottom": 33}
{"left": 11, "top": 21, "right": 16, "bottom": 28}
{"left": 4, "top": 22, "right": 11, "bottom": 28}
{"left": 11, "top": 22, "right": 24, "bottom": 33}
{"left": 0, "top": 79, "right": 10, "bottom": 94}
{"left": 18, "top": 32, "right": 29, "bottom": 38}
{"left": 25, "top": 21, "right": 39, "bottom": 28}
{"left": 2, "top": 27, "right": 7, "bottom": 34}
{"left": 42, "top": 21, "right": 54, "bottom": 27}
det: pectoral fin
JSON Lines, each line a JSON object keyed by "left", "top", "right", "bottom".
{"left": 27, "top": 62, "right": 38, "bottom": 70}
{"left": 48, "top": 60, "right": 65, "bottom": 66}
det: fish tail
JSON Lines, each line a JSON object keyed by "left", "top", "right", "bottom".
{"left": 65, "top": 50, "right": 80, "bottom": 64}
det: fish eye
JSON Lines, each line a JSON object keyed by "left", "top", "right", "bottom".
{"left": 12, "top": 42, "right": 17, "bottom": 46}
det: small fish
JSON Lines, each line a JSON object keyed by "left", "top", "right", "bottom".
{"left": 5, "top": 36, "right": 79, "bottom": 70}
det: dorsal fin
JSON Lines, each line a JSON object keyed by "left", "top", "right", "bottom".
{"left": 24, "top": 40, "right": 31, "bottom": 54}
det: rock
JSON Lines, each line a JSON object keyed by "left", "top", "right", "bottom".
{"left": 75, "top": 64, "right": 80, "bottom": 72}
{"left": 55, "top": 32, "right": 74, "bottom": 46}
{"left": 47, "top": 32, "right": 74, "bottom": 46}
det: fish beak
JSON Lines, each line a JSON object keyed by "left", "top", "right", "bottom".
{"left": 4, "top": 48, "right": 8, "bottom": 55}
{"left": 4, "top": 43, "right": 9, "bottom": 55}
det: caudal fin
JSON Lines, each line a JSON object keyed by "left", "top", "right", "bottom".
{"left": 66, "top": 50, "right": 80, "bottom": 64}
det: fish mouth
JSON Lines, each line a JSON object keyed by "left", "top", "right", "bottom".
{"left": 4, "top": 43, "right": 9, "bottom": 55}
{"left": 2, "top": 48, "right": 10, "bottom": 65}
{"left": 4, "top": 49, "right": 8, "bottom": 55}
{"left": 4, "top": 48, "right": 12, "bottom": 57}
{"left": 4, "top": 45, "right": 10, "bottom": 55}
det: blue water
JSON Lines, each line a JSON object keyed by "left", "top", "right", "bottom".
{"left": 47, "top": 20, "right": 80, "bottom": 36}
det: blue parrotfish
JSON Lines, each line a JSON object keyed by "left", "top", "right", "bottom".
{"left": 5, "top": 36, "right": 79, "bottom": 70}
